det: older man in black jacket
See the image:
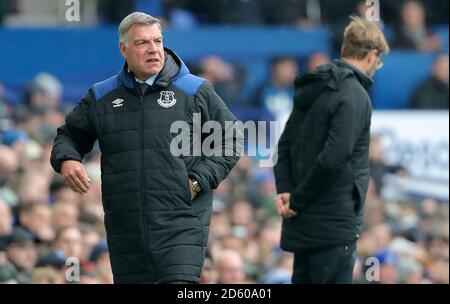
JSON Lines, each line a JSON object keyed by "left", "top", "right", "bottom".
{"left": 274, "top": 17, "right": 390, "bottom": 284}
{"left": 51, "top": 12, "right": 242, "bottom": 284}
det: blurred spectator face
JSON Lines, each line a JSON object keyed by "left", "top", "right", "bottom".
{"left": 81, "top": 230, "right": 100, "bottom": 263}
{"left": 0, "top": 145, "right": 19, "bottom": 185}
{"left": 353, "top": 257, "right": 363, "bottom": 281}
{"left": 307, "top": 52, "right": 331, "bottom": 72}
{"left": 0, "top": 200, "right": 13, "bottom": 236}
{"left": 120, "top": 24, "right": 165, "bottom": 80}
{"left": 272, "top": 58, "right": 298, "bottom": 87}
{"left": 433, "top": 54, "right": 449, "bottom": 84}
{"left": 230, "top": 200, "right": 253, "bottom": 227}
{"left": 79, "top": 274, "right": 99, "bottom": 284}
{"left": 427, "top": 259, "right": 449, "bottom": 284}
{"left": 16, "top": 172, "right": 50, "bottom": 205}
{"left": 97, "top": 252, "right": 114, "bottom": 284}
{"left": 229, "top": 200, "right": 255, "bottom": 238}
{"left": 421, "top": 199, "right": 439, "bottom": 217}
{"left": 52, "top": 185, "right": 80, "bottom": 206}
{"left": 52, "top": 201, "right": 79, "bottom": 230}
{"left": 7, "top": 240, "right": 38, "bottom": 272}
{"left": 210, "top": 213, "right": 231, "bottom": 240}
{"left": 369, "top": 137, "right": 383, "bottom": 163}
{"left": 29, "top": 73, "right": 63, "bottom": 109}
{"left": 200, "top": 56, "right": 233, "bottom": 84}
{"left": 200, "top": 257, "right": 217, "bottom": 284}
{"left": 215, "top": 250, "right": 246, "bottom": 284}
{"left": 31, "top": 267, "right": 62, "bottom": 284}
{"left": 221, "top": 234, "right": 245, "bottom": 255}
{"left": 379, "top": 264, "right": 398, "bottom": 284}
{"left": 258, "top": 219, "right": 282, "bottom": 251}
{"left": 235, "top": 156, "right": 252, "bottom": 177}
{"left": 55, "top": 227, "right": 82, "bottom": 259}
{"left": 371, "top": 223, "right": 392, "bottom": 251}
{"left": 404, "top": 267, "right": 423, "bottom": 284}
{"left": 20, "top": 204, "right": 55, "bottom": 242}
{"left": 402, "top": 1, "right": 425, "bottom": 29}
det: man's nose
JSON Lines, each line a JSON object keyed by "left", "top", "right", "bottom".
{"left": 146, "top": 42, "right": 157, "bottom": 53}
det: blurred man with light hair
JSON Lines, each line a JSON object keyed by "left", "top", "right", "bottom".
{"left": 274, "top": 16, "right": 389, "bottom": 284}
{"left": 215, "top": 249, "right": 247, "bottom": 284}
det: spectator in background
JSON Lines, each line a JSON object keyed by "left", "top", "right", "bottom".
{"left": 198, "top": 56, "right": 242, "bottom": 105}
{"left": 52, "top": 201, "right": 79, "bottom": 231}
{"left": 30, "top": 267, "right": 62, "bottom": 284}
{"left": 23, "top": 73, "right": 63, "bottom": 113}
{"left": 5, "top": 227, "right": 38, "bottom": 283}
{"left": 368, "top": 136, "right": 406, "bottom": 197}
{"left": 375, "top": 250, "right": 399, "bottom": 284}
{"left": 199, "top": 251, "right": 217, "bottom": 284}
{"left": 53, "top": 226, "right": 83, "bottom": 261}
{"left": 306, "top": 52, "right": 331, "bottom": 72}
{"left": 0, "top": 145, "right": 19, "bottom": 207}
{"left": 98, "top": 0, "right": 135, "bottom": 24}
{"left": 88, "top": 239, "right": 113, "bottom": 284}
{"left": 191, "top": 0, "right": 265, "bottom": 25}
{"left": 251, "top": 57, "right": 298, "bottom": 130}
{"left": 412, "top": 53, "right": 449, "bottom": 109}
{"left": 14, "top": 171, "right": 50, "bottom": 205}
{"left": 18, "top": 203, "right": 55, "bottom": 243}
{"left": 215, "top": 249, "right": 249, "bottom": 284}
{"left": 262, "top": 0, "right": 310, "bottom": 26}
{"left": 0, "top": 199, "right": 13, "bottom": 238}
{"left": 163, "top": 0, "right": 198, "bottom": 28}
{"left": 427, "top": 258, "right": 449, "bottom": 284}
{"left": 393, "top": 1, "right": 442, "bottom": 52}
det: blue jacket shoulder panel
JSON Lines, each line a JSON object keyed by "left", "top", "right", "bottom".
{"left": 92, "top": 75, "right": 121, "bottom": 101}
{"left": 172, "top": 74, "right": 206, "bottom": 98}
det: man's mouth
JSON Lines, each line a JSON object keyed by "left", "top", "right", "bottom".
{"left": 146, "top": 59, "right": 159, "bottom": 63}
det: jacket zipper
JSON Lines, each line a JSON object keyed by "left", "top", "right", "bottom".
{"left": 138, "top": 90, "right": 151, "bottom": 268}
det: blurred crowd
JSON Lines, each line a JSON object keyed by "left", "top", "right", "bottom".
{"left": 1, "top": 0, "right": 448, "bottom": 28}
{"left": 0, "top": 76, "right": 448, "bottom": 284}
{"left": 0, "top": 0, "right": 448, "bottom": 284}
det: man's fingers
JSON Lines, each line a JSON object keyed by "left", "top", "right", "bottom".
{"left": 65, "top": 172, "right": 90, "bottom": 194}
{"left": 78, "top": 169, "right": 91, "bottom": 190}
{"left": 65, "top": 178, "right": 83, "bottom": 194}
{"left": 285, "top": 209, "right": 298, "bottom": 218}
{"left": 70, "top": 176, "right": 88, "bottom": 193}
{"left": 274, "top": 199, "right": 284, "bottom": 215}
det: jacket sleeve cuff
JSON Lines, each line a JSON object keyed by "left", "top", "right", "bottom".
{"left": 52, "top": 156, "right": 82, "bottom": 174}
{"left": 187, "top": 171, "right": 210, "bottom": 193}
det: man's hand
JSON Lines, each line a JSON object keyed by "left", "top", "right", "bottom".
{"left": 274, "top": 193, "right": 298, "bottom": 218}
{"left": 61, "top": 160, "right": 91, "bottom": 194}
{"left": 188, "top": 179, "right": 198, "bottom": 200}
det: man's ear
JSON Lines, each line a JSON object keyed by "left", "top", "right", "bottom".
{"left": 119, "top": 42, "right": 127, "bottom": 59}
{"left": 367, "top": 51, "right": 377, "bottom": 66}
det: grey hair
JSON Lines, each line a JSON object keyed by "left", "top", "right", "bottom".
{"left": 118, "top": 12, "right": 161, "bottom": 46}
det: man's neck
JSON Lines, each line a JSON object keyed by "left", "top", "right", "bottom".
{"left": 134, "top": 73, "right": 159, "bottom": 86}
{"left": 341, "top": 58, "right": 368, "bottom": 75}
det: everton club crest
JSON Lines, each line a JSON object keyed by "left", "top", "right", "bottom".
{"left": 157, "top": 91, "right": 177, "bottom": 108}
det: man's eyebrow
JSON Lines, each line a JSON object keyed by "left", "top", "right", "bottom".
{"left": 134, "top": 36, "right": 163, "bottom": 42}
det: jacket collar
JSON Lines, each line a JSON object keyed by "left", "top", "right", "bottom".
{"left": 333, "top": 59, "right": 374, "bottom": 90}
